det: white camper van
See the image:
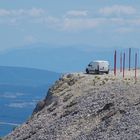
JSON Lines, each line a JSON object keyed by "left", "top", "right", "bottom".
{"left": 86, "top": 60, "right": 109, "bottom": 74}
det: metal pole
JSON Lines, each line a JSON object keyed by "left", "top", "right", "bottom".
{"left": 123, "top": 52, "right": 125, "bottom": 78}
{"left": 120, "top": 52, "right": 122, "bottom": 72}
{"left": 114, "top": 50, "right": 117, "bottom": 76}
{"left": 135, "top": 53, "right": 137, "bottom": 80}
{"left": 129, "top": 48, "right": 131, "bottom": 71}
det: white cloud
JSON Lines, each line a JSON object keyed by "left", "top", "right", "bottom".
{"left": 62, "top": 18, "right": 104, "bottom": 31}
{"left": 44, "top": 16, "right": 137, "bottom": 32}
{"left": 0, "top": 9, "right": 10, "bottom": 16}
{"left": 0, "top": 7, "right": 140, "bottom": 33}
{"left": 0, "top": 8, "right": 46, "bottom": 17}
{"left": 128, "top": 18, "right": 140, "bottom": 25}
{"left": 0, "top": 8, "right": 47, "bottom": 26}
{"left": 109, "top": 18, "right": 125, "bottom": 25}
{"left": 45, "top": 16, "right": 61, "bottom": 28}
{"left": 115, "top": 27, "right": 134, "bottom": 33}
{"left": 43, "top": 16, "right": 105, "bottom": 31}
{"left": 27, "top": 8, "right": 45, "bottom": 17}
{"left": 66, "top": 10, "right": 88, "bottom": 17}
{"left": 99, "top": 5, "right": 136, "bottom": 16}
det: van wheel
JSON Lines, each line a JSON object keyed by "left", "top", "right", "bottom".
{"left": 106, "top": 71, "right": 109, "bottom": 74}
{"left": 96, "top": 71, "right": 100, "bottom": 74}
{"left": 86, "top": 69, "right": 89, "bottom": 74}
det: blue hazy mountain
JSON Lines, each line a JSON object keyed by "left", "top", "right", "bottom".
{"left": 0, "top": 66, "right": 60, "bottom": 137}
{"left": 1, "top": 43, "right": 137, "bottom": 73}
{"left": 0, "top": 43, "right": 116, "bottom": 72}
{"left": 0, "top": 66, "right": 60, "bottom": 86}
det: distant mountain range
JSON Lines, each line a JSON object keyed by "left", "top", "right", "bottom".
{"left": 0, "top": 43, "right": 115, "bottom": 72}
{"left": 0, "top": 66, "right": 60, "bottom": 86}
{"left": 0, "top": 43, "right": 139, "bottom": 72}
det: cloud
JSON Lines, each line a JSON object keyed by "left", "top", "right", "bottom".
{"left": 115, "top": 27, "right": 134, "bottom": 33}
{"left": 0, "top": 7, "right": 139, "bottom": 33}
{"left": 128, "top": 18, "right": 140, "bottom": 26}
{"left": 99, "top": 5, "right": 136, "bottom": 16}
{"left": 27, "top": 8, "right": 45, "bottom": 17}
{"left": 0, "top": 8, "right": 46, "bottom": 17}
{"left": 43, "top": 16, "right": 105, "bottom": 31}
{"left": 66, "top": 10, "right": 88, "bottom": 17}
{"left": 44, "top": 16, "right": 61, "bottom": 29}
{"left": 44, "top": 7, "right": 138, "bottom": 31}
{"left": 0, "top": 8, "right": 47, "bottom": 26}
{"left": 44, "top": 15, "right": 137, "bottom": 32}
{"left": 62, "top": 18, "right": 104, "bottom": 31}
{"left": 0, "top": 9, "right": 10, "bottom": 16}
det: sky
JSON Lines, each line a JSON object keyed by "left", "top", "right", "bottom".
{"left": 0, "top": 0, "right": 140, "bottom": 71}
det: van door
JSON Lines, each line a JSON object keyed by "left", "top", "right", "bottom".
{"left": 99, "top": 62, "right": 104, "bottom": 71}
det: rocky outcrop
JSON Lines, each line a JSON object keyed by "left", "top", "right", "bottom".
{"left": 4, "top": 72, "right": 140, "bottom": 140}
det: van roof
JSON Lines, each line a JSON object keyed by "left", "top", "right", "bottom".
{"left": 93, "top": 60, "right": 109, "bottom": 63}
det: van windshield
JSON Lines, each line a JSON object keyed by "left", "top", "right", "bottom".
{"left": 88, "top": 62, "right": 93, "bottom": 66}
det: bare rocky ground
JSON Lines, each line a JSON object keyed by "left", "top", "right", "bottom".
{"left": 3, "top": 70, "right": 140, "bottom": 140}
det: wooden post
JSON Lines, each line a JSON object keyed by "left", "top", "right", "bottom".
{"left": 129, "top": 48, "right": 131, "bottom": 71}
{"left": 114, "top": 50, "right": 117, "bottom": 76}
{"left": 123, "top": 52, "right": 125, "bottom": 78}
{"left": 120, "top": 52, "right": 122, "bottom": 73}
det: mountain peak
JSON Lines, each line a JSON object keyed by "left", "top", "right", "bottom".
{"left": 4, "top": 71, "right": 140, "bottom": 140}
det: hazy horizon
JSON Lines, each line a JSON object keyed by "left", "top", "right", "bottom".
{"left": 0, "top": 0, "right": 140, "bottom": 72}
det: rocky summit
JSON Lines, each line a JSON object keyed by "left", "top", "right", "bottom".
{"left": 4, "top": 71, "right": 140, "bottom": 140}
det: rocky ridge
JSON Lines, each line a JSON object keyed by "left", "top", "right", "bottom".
{"left": 4, "top": 71, "right": 140, "bottom": 140}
